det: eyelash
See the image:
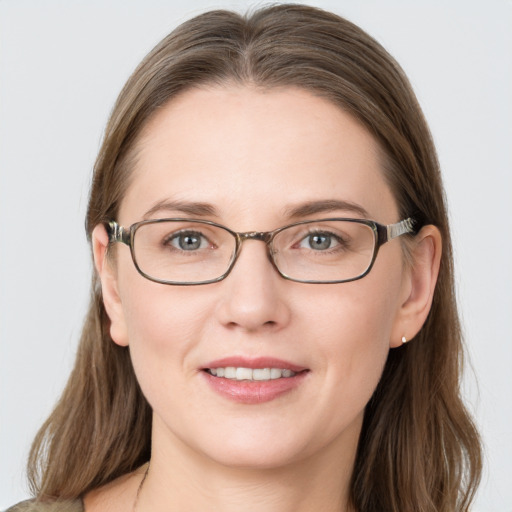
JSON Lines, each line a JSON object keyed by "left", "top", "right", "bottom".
{"left": 163, "top": 230, "right": 213, "bottom": 251}
{"left": 296, "top": 230, "right": 348, "bottom": 251}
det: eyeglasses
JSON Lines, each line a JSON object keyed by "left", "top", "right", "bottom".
{"left": 107, "top": 217, "right": 417, "bottom": 285}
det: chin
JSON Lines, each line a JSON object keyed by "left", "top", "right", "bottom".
{"left": 204, "top": 441, "right": 308, "bottom": 471}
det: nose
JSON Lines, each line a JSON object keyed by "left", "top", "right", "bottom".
{"left": 214, "top": 239, "right": 291, "bottom": 332}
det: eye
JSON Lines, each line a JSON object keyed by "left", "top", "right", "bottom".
{"left": 299, "top": 232, "right": 340, "bottom": 251}
{"left": 166, "top": 230, "right": 210, "bottom": 251}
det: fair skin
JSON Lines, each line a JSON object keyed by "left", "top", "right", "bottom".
{"left": 86, "top": 86, "right": 441, "bottom": 512}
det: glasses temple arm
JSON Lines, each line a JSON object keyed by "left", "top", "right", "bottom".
{"left": 107, "top": 220, "right": 131, "bottom": 245}
{"left": 384, "top": 217, "right": 416, "bottom": 243}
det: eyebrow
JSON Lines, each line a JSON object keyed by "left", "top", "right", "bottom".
{"left": 283, "top": 199, "right": 370, "bottom": 219}
{"left": 143, "top": 198, "right": 370, "bottom": 222}
{"left": 143, "top": 199, "right": 219, "bottom": 219}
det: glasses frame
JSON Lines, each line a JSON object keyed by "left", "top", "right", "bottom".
{"left": 107, "top": 217, "right": 417, "bottom": 285}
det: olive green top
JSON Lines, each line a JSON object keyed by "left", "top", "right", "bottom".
{"left": 5, "top": 500, "right": 84, "bottom": 512}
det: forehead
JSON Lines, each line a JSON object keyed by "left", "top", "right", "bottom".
{"left": 120, "top": 86, "right": 397, "bottom": 227}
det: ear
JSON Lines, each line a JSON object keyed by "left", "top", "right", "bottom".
{"left": 92, "top": 224, "right": 129, "bottom": 347}
{"left": 390, "top": 225, "right": 442, "bottom": 348}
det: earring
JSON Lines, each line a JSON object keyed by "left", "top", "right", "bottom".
{"left": 401, "top": 336, "right": 407, "bottom": 344}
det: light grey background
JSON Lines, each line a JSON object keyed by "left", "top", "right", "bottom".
{"left": 1, "top": 1, "right": 511, "bottom": 510}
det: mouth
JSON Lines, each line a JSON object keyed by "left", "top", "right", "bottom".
{"left": 204, "top": 367, "right": 298, "bottom": 381}
{"left": 200, "top": 357, "right": 309, "bottom": 404}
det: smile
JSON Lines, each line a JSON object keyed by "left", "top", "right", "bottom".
{"left": 206, "top": 367, "right": 297, "bottom": 381}
{"left": 201, "top": 357, "right": 309, "bottom": 404}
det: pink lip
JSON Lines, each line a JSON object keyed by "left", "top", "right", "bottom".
{"left": 200, "top": 356, "right": 309, "bottom": 405}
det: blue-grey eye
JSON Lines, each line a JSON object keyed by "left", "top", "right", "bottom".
{"left": 301, "top": 233, "right": 335, "bottom": 250}
{"left": 170, "top": 231, "right": 207, "bottom": 251}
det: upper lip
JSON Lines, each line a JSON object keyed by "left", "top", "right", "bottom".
{"left": 202, "top": 356, "right": 307, "bottom": 373}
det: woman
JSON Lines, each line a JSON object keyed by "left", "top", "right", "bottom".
{"left": 9, "top": 4, "right": 481, "bottom": 511}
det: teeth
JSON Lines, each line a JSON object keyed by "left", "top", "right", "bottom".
{"left": 236, "top": 367, "right": 252, "bottom": 380}
{"left": 224, "top": 367, "right": 236, "bottom": 379}
{"left": 270, "top": 368, "right": 282, "bottom": 380}
{"left": 253, "top": 368, "right": 270, "bottom": 381}
{"left": 207, "top": 367, "right": 297, "bottom": 381}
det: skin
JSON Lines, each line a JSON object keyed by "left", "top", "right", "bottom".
{"left": 86, "top": 86, "right": 441, "bottom": 512}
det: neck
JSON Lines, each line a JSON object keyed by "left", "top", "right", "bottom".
{"left": 136, "top": 416, "right": 360, "bottom": 512}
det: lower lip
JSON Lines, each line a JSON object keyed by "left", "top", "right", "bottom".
{"left": 201, "top": 371, "right": 309, "bottom": 404}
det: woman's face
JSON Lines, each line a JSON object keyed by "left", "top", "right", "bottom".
{"left": 105, "top": 86, "right": 411, "bottom": 470}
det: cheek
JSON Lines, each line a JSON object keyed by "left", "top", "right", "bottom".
{"left": 302, "top": 269, "right": 402, "bottom": 407}
{"left": 308, "top": 269, "right": 400, "bottom": 355}
{"left": 117, "top": 274, "right": 213, "bottom": 394}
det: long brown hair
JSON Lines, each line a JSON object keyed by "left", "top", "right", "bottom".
{"left": 28, "top": 5, "right": 481, "bottom": 510}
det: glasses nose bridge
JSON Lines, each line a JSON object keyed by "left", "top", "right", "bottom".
{"left": 238, "top": 231, "right": 273, "bottom": 244}
{"left": 234, "top": 231, "right": 276, "bottom": 265}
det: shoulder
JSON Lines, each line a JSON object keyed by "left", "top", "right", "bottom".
{"left": 5, "top": 499, "right": 83, "bottom": 512}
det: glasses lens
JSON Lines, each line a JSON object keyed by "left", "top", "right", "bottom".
{"left": 272, "top": 220, "right": 376, "bottom": 282}
{"left": 132, "top": 220, "right": 236, "bottom": 283}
